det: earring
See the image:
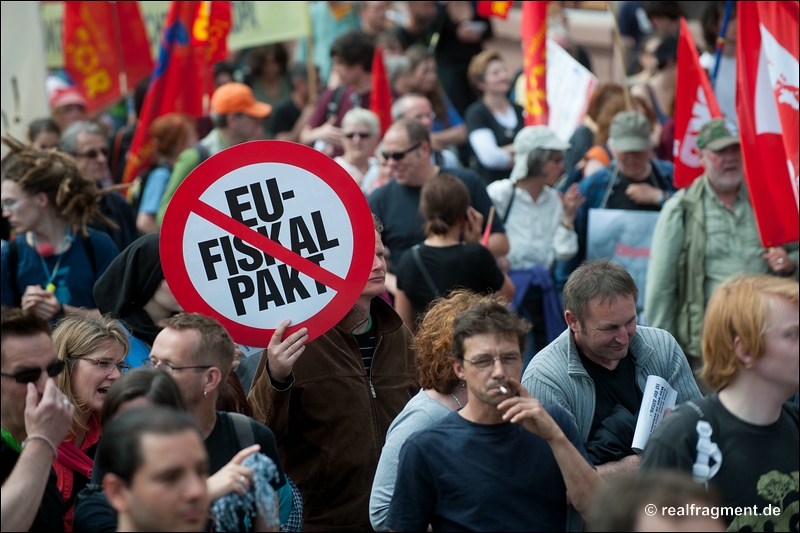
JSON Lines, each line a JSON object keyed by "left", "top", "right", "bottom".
{"left": 460, "top": 380, "right": 466, "bottom": 388}
{"left": 203, "top": 390, "right": 208, "bottom": 398}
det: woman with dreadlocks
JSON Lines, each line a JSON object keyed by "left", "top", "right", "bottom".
{"left": 1, "top": 136, "right": 119, "bottom": 321}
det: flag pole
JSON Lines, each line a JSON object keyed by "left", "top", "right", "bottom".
{"left": 607, "top": 4, "right": 633, "bottom": 111}
{"left": 305, "top": 1, "right": 317, "bottom": 99}
{"left": 710, "top": 1, "right": 733, "bottom": 89}
{"left": 109, "top": 1, "right": 129, "bottom": 101}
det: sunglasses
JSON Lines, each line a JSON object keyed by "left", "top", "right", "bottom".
{"left": 381, "top": 142, "right": 422, "bottom": 162}
{"left": 75, "top": 147, "right": 110, "bottom": 160}
{"left": 344, "top": 132, "right": 372, "bottom": 140}
{"left": 1, "top": 199, "right": 21, "bottom": 211}
{"left": 0, "top": 359, "right": 66, "bottom": 384}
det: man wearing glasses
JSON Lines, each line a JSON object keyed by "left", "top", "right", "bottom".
{"left": 144, "top": 312, "right": 296, "bottom": 530}
{"left": 1, "top": 308, "right": 74, "bottom": 531}
{"left": 386, "top": 300, "right": 601, "bottom": 532}
{"left": 368, "top": 118, "right": 508, "bottom": 294}
{"left": 60, "top": 120, "right": 140, "bottom": 251}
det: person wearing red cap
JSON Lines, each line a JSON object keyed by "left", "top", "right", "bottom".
{"left": 155, "top": 83, "right": 271, "bottom": 227}
{"left": 48, "top": 87, "right": 87, "bottom": 133}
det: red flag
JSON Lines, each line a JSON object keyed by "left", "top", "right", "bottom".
{"left": 476, "top": 1, "right": 513, "bottom": 19}
{"left": 63, "top": 1, "right": 153, "bottom": 113}
{"left": 521, "top": 1, "right": 548, "bottom": 126}
{"left": 369, "top": 46, "right": 393, "bottom": 138}
{"left": 123, "top": 1, "right": 232, "bottom": 186}
{"left": 672, "top": 18, "right": 723, "bottom": 188}
{"left": 736, "top": 1, "right": 799, "bottom": 247}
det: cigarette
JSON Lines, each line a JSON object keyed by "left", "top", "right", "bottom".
{"left": 499, "top": 386, "right": 508, "bottom": 394}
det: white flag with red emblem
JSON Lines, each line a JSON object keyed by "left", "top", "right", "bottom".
{"left": 672, "top": 18, "right": 723, "bottom": 188}
{"left": 736, "top": 1, "right": 799, "bottom": 247}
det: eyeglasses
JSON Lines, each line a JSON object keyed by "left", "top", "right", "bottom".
{"left": 143, "top": 359, "right": 212, "bottom": 374}
{"left": 1, "top": 199, "right": 21, "bottom": 211}
{"left": 344, "top": 131, "right": 372, "bottom": 140}
{"left": 77, "top": 358, "right": 132, "bottom": 374}
{"left": 0, "top": 360, "right": 66, "bottom": 384}
{"left": 411, "top": 112, "right": 436, "bottom": 121}
{"left": 381, "top": 142, "right": 422, "bottom": 162}
{"left": 74, "top": 147, "right": 110, "bottom": 159}
{"left": 463, "top": 353, "right": 523, "bottom": 371}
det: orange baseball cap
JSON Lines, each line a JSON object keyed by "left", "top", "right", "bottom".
{"left": 211, "top": 82, "right": 271, "bottom": 118}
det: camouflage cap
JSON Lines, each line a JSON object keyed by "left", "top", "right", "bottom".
{"left": 696, "top": 118, "right": 739, "bottom": 151}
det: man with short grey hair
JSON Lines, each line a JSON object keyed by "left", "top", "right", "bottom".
{"left": 554, "top": 111, "right": 676, "bottom": 289}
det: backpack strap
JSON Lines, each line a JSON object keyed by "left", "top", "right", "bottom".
{"left": 410, "top": 244, "right": 440, "bottom": 298}
{"left": 8, "top": 238, "right": 20, "bottom": 305}
{"left": 81, "top": 232, "right": 97, "bottom": 279}
{"left": 228, "top": 412, "right": 255, "bottom": 449}
{"left": 194, "top": 142, "right": 212, "bottom": 165}
{"left": 325, "top": 86, "right": 348, "bottom": 123}
{"left": 683, "top": 400, "right": 723, "bottom": 488}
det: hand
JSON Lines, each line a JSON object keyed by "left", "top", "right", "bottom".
{"left": 496, "top": 378, "right": 563, "bottom": 442}
{"left": 762, "top": 248, "right": 795, "bottom": 275}
{"left": 21, "top": 285, "right": 60, "bottom": 321}
{"left": 625, "top": 183, "right": 663, "bottom": 206}
{"left": 206, "top": 444, "right": 260, "bottom": 500}
{"left": 559, "top": 183, "right": 585, "bottom": 221}
{"left": 462, "top": 207, "right": 484, "bottom": 244}
{"left": 232, "top": 345, "right": 243, "bottom": 370}
{"left": 316, "top": 116, "right": 342, "bottom": 147}
{"left": 267, "top": 320, "right": 308, "bottom": 383}
{"left": 25, "top": 378, "right": 74, "bottom": 448}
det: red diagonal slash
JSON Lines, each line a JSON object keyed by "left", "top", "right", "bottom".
{"left": 193, "top": 200, "right": 348, "bottom": 293}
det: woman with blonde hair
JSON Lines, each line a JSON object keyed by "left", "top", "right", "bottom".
{"left": 52, "top": 315, "right": 130, "bottom": 531}
{"left": 1, "top": 137, "right": 119, "bottom": 321}
{"left": 369, "top": 290, "right": 500, "bottom": 531}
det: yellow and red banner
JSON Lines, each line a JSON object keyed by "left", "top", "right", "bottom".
{"left": 123, "top": 1, "right": 232, "bottom": 186}
{"left": 63, "top": 1, "right": 153, "bottom": 114}
{"left": 476, "top": 1, "right": 513, "bottom": 20}
{"left": 521, "top": 1, "right": 548, "bottom": 126}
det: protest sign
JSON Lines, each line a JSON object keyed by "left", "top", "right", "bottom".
{"left": 160, "top": 140, "right": 375, "bottom": 346}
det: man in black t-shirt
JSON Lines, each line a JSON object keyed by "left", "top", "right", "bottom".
{"left": 1, "top": 308, "right": 74, "bottom": 532}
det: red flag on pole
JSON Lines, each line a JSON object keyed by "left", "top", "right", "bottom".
{"left": 369, "top": 46, "right": 393, "bottom": 138}
{"left": 672, "top": 17, "right": 723, "bottom": 188}
{"left": 476, "top": 1, "right": 513, "bottom": 19}
{"left": 736, "top": 1, "right": 799, "bottom": 247}
{"left": 63, "top": 1, "right": 153, "bottom": 113}
{"left": 521, "top": 1, "right": 548, "bottom": 126}
{"left": 122, "top": 1, "right": 232, "bottom": 186}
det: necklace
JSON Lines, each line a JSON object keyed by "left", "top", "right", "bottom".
{"left": 30, "top": 230, "right": 71, "bottom": 293}
{"left": 450, "top": 393, "right": 463, "bottom": 409}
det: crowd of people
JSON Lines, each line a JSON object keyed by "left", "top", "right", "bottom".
{"left": 1, "top": 1, "right": 798, "bottom": 532}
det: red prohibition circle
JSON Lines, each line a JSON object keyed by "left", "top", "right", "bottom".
{"left": 160, "top": 140, "right": 375, "bottom": 345}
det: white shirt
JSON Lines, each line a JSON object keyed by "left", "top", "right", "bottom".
{"left": 487, "top": 179, "right": 578, "bottom": 270}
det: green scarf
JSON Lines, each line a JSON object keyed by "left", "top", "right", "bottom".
{"left": 1, "top": 427, "right": 22, "bottom": 453}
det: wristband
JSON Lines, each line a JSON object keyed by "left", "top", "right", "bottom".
{"left": 22, "top": 434, "right": 59, "bottom": 459}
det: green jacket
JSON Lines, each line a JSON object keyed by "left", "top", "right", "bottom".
{"left": 646, "top": 177, "right": 799, "bottom": 357}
